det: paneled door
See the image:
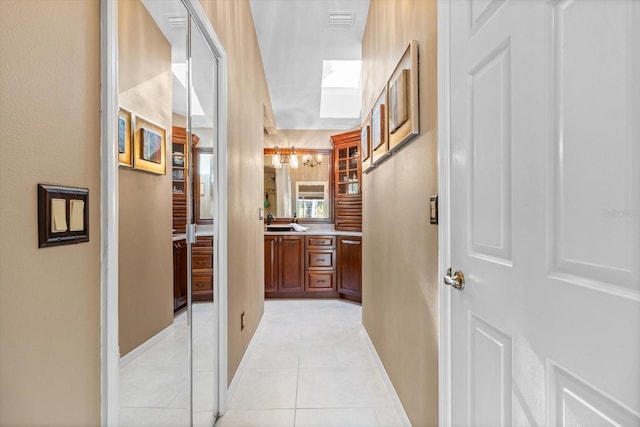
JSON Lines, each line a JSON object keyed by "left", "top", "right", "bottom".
{"left": 448, "top": 1, "right": 639, "bottom": 425}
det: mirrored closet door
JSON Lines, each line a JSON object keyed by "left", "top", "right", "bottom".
{"left": 117, "top": 1, "right": 220, "bottom": 426}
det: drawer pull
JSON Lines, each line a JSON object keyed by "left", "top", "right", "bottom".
{"left": 317, "top": 259, "right": 325, "bottom": 262}
{"left": 317, "top": 280, "right": 326, "bottom": 283}
{"left": 195, "top": 260, "right": 207, "bottom": 264}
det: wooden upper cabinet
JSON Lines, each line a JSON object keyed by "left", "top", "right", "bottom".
{"left": 331, "top": 129, "right": 362, "bottom": 231}
{"left": 171, "top": 126, "right": 199, "bottom": 234}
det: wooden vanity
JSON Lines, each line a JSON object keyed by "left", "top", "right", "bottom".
{"left": 172, "top": 234, "right": 214, "bottom": 312}
{"left": 264, "top": 231, "right": 362, "bottom": 303}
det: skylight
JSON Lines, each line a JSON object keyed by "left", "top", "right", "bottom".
{"left": 320, "top": 60, "right": 362, "bottom": 119}
{"left": 171, "top": 63, "right": 206, "bottom": 117}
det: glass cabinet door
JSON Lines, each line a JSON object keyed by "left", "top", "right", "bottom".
{"left": 336, "top": 143, "right": 360, "bottom": 196}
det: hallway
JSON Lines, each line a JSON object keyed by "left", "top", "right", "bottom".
{"left": 215, "top": 299, "right": 406, "bottom": 426}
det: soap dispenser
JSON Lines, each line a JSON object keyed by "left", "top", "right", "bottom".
{"left": 293, "top": 213, "right": 299, "bottom": 224}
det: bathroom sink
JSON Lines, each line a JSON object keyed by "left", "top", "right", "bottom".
{"left": 266, "top": 225, "right": 293, "bottom": 232}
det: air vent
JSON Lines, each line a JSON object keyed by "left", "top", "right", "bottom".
{"left": 328, "top": 11, "right": 354, "bottom": 27}
{"left": 166, "top": 14, "right": 187, "bottom": 30}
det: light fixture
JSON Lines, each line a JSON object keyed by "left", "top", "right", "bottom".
{"left": 303, "top": 154, "right": 323, "bottom": 168}
{"left": 272, "top": 146, "right": 282, "bottom": 168}
{"left": 289, "top": 147, "right": 299, "bottom": 169}
{"left": 271, "top": 146, "right": 299, "bottom": 169}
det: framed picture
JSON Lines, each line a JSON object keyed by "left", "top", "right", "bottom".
{"left": 388, "top": 40, "right": 419, "bottom": 151}
{"left": 133, "top": 115, "right": 166, "bottom": 174}
{"left": 361, "top": 113, "right": 373, "bottom": 173}
{"left": 118, "top": 107, "right": 133, "bottom": 167}
{"left": 371, "top": 88, "right": 389, "bottom": 165}
{"left": 389, "top": 69, "right": 409, "bottom": 133}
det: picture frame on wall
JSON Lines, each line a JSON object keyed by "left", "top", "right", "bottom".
{"left": 388, "top": 40, "right": 419, "bottom": 152}
{"left": 133, "top": 115, "right": 166, "bottom": 175}
{"left": 371, "top": 88, "right": 389, "bottom": 165}
{"left": 361, "top": 113, "right": 373, "bottom": 173}
{"left": 389, "top": 69, "right": 409, "bottom": 133}
{"left": 118, "top": 107, "right": 133, "bottom": 167}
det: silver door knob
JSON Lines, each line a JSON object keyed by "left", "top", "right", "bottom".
{"left": 444, "top": 268, "right": 465, "bottom": 290}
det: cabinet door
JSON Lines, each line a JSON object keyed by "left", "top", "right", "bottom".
{"left": 337, "top": 236, "right": 362, "bottom": 302}
{"left": 264, "top": 235, "right": 278, "bottom": 293}
{"left": 279, "top": 236, "right": 304, "bottom": 292}
{"left": 173, "top": 239, "right": 188, "bottom": 311}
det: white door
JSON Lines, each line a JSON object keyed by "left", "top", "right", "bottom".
{"left": 448, "top": 0, "right": 640, "bottom": 425}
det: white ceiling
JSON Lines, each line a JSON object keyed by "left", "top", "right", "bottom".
{"left": 250, "top": 0, "right": 370, "bottom": 131}
{"left": 143, "top": 0, "right": 216, "bottom": 129}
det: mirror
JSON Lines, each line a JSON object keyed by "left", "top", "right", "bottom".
{"left": 264, "top": 148, "right": 333, "bottom": 221}
{"left": 118, "top": 1, "right": 219, "bottom": 426}
{"left": 194, "top": 148, "right": 214, "bottom": 224}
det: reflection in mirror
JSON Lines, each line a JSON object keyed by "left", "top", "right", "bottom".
{"left": 118, "top": 0, "right": 191, "bottom": 425}
{"left": 194, "top": 148, "right": 214, "bottom": 224}
{"left": 190, "top": 15, "right": 218, "bottom": 425}
{"left": 264, "top": 149, "right": 333, "bottom": 221}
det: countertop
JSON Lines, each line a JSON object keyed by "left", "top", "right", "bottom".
{"left": 264, "top": 229, "right": 362, "bottom": 237}
{"left": 172, "top": 231, "right": 214, "bottom": 241}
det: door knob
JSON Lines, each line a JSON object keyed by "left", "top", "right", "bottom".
{"left": 444, "top": 268, "right": 465, "bottom": 290}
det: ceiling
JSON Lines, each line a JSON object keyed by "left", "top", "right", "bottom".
{"left": 142, "top": 0, "right": 370, "bottom": 132}
{"left": 143, "top": 0, "right": 216, "bottom": 129}
{"left": 250, "top": 0, "right": 370, "bottom": 131}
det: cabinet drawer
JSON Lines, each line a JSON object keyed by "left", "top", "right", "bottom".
{"left": 192, "top": 250, "right": 212, "bottom": 269}
{"left": 305, "top": 249, "right": 335, "bottom": 269}
{"left": 305, "top": 272, "right": 336, "bottom": 292}
{"left": 194, "top": 236, "right": 213, "bottom": 247}
{"left": 192, "top": 271, "right": 212, "bottom": 292}
{"left": 305, "top": 236, "right": 335, "bottom": 248}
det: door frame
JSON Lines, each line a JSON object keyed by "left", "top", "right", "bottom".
{"left": 99, "top": 0, "right": 229, "bottom": 423}
{"left": 437, "top": 0, "right": 452, "bottom": 426}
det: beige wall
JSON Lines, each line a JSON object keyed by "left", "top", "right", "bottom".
{"left": 361, "top": 1, "right": 439, "bottom": 426}
{"left": 118, "top": 0, "right": 174, "bottom": 356}
{"left": 199, "top": 0, "right": 274, "bottom": 382}
{"left": 0, "top": 1, "right": 102, "bottom": 425}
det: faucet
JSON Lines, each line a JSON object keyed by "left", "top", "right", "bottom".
{"left": 266, "top": 213, "right": 274, "bottom": 225}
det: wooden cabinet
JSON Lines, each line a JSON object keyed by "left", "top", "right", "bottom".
{"left": 172, "top": 126, "right": 188, "bottom": 234}
{"left": 173, "top": 239, "right": 188, "bottom": 312}
{"left": 305, "top": 236, "right": 337, "bottom": 293}
{"left": 171, "top": 126, "right": 199, "bottom": 234}
{"left": 337, "top": 236, "right": 362, "bottom": 303}
{"left": 332, "top": 130, "right": 362, "bottom": 231}
{"left": 192, "top": 236, "right": 213, "bottom": 301}
{"left": 264, "top": 235, "right": 305, "bottom": 297}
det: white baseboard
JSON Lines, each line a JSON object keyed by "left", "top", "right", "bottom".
{"left": 225, "top": 317, "right": 264, "bottom": 405}
{"left": 119, "top": 324, "right": 174, "bottom": 368}
{"left": 362, "top": 326, "right": 413, "bottom": 427}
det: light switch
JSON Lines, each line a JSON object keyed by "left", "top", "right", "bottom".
{"left": 430, "top": 195, "right": 438, "bottom": 225}
{"left": 69, "top": 199, "right": 85, "bottom": 231}
{"left": 51, "top": 198, "right": 67, "bottom": 233}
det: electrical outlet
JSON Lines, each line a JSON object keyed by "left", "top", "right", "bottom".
{"left": 241, "top": 312, "right": 245, "bottom": 330}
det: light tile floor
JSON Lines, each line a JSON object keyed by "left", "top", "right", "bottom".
{"left": 215, "top": 299, "right": 405, "bottom": 427}
{"left": 119, "top": 303, "right": 217, "bottom": 427}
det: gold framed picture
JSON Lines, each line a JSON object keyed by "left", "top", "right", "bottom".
{"left": 118, "top": 107, "right": 133, "bottom": 167}
{"left": 133, "top": 115, "right": 166, "bottom": 175}
{"left": 371, "top": 88, "right": 389, "bottom": 165}
{"left": 361, "top": 113, "right": 373, "bottom": 173}
{"left": 388, "top": 40, "right": 419, "bottom": 151}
